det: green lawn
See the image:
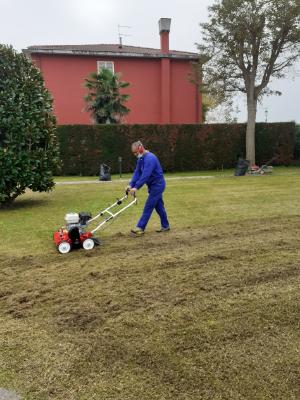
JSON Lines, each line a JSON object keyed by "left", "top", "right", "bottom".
{"left": 53, "top": 165, "right": 300, "bottom": 183}
{"left": 0, "top": 168, "right": 300, "bottom": 399}
{"left": 54, "top": 166, "right": 239, "bottom": 181}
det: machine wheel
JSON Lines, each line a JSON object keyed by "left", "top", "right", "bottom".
{"left": 58, "top": 241, "right": 71, "bottom": 254}
{"left": 82, "top": 238, "right": 95, "bottom": 251}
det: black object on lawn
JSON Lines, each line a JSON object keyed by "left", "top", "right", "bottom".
{"left": 99, "top": 163, "right": 111, "bottom": 181}
{"left": 234, "top": 158, "right": 249, "bottom": 176}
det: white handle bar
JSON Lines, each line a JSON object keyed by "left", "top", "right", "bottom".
{"left": 88, "top": 193, "right": 137, "bottom": 234}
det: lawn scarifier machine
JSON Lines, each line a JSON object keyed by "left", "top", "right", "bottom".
{"left": 53, "top": 190, "right": 137, "bottom": 254}
{"left": 250, "top": 157, "right": 274, "bottom": 175}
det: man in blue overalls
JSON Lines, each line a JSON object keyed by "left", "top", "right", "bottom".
{"left": 128, "top": 141, "right": 170, "bottom": 236}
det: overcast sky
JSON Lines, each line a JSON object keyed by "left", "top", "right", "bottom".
{"left": 1, "top": 0, "right": 299, "bottom": 123}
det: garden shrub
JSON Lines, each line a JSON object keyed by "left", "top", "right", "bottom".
{"left": 0, "top": 45, "right": 60, "bottom": 206}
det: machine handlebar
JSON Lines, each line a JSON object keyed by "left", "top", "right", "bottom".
{"left": 126, "top": 188, "right": 136, "bottom": 198}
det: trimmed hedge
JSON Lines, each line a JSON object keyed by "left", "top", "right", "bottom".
{"left": 293, "top": 124, "right": 300, "bottom": 160}
{"left": 56, "top": 123, "right": 295, "bottom": 175}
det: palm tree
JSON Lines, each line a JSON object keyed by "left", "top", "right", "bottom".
{"left": 84, "top": 68, "right": 130, "bottom": 124}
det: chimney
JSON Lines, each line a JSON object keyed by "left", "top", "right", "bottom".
{"left": 159, "top": 18, "right": 171, "bottom": 54}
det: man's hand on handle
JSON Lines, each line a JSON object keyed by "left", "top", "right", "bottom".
{"left": 126, "top": 186, "right": 137, "bottom": 197}
{"left": 130, "top": 187, "right": 137, "bottom": 196}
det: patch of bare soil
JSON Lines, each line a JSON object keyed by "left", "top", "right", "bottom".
{"left": 1, "top": 216, "right": 300, "bottom": 400}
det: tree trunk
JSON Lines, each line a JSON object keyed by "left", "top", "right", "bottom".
{"left": 246, "top": 89, "right": 257, "bottom": 165}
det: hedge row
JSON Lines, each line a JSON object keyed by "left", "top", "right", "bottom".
{"left": 56, "top": 123, "right": 295, "bottom": 175}
{"left": 293, "top": 124, "right": 300, "bottom": 160}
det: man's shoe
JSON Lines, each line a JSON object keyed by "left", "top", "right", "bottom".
{"left": 156, "top": 226, "right": 170, "bottom": 233}
{"left": 131, "top": 228, "right": 145, "bottom": 236}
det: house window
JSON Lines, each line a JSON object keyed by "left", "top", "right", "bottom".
{"left": 97, "top": 61, "right": 114, "bottom": 74}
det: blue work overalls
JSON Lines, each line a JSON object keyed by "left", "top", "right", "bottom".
{"left": 130, "top": 152, "right": 169, "bottom": 230}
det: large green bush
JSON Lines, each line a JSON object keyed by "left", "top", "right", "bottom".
{"left": 56, "top": 123, "right": 295, "bottom": 175}
{"left": 0, "top": 45, "right": 60, "bottom": 206}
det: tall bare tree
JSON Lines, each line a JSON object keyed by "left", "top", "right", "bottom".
{"left": 198, "top": 0, "right": 300, "bottom": 164}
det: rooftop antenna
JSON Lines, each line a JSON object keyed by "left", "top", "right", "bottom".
{"left": 118, "top": 24, "right": 131, "bottom": 48}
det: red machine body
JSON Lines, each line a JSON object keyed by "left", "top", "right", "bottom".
{"left": 53, "top": 191, "right": 137, "bottom": 254}
{"left": 53, "top": 228, "right": 93, "bottom": 247}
